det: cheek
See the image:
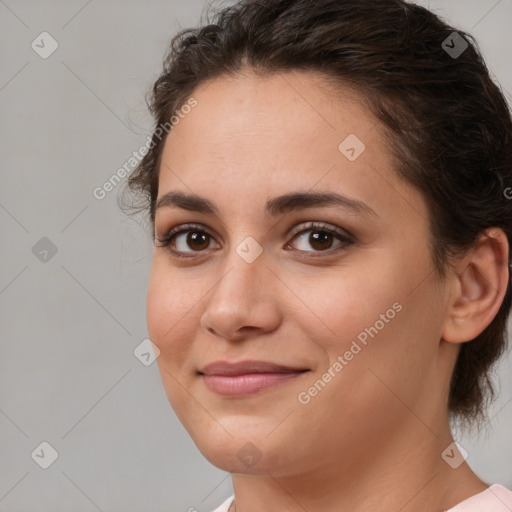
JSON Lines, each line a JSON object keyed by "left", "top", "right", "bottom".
{"left": 318, "top": 282, "right": 444, "bottom": 425}
{"left": 299, "top": 266, "right": 399, "bottom": 354}
{"left": 146, "top": 264, "right": 200, "bottom": 414}
{"left": 146, "top": 262, "right": 197, "bottom": 363}
{"left": 302, "top": 255, "right": 435, "bottom": 391}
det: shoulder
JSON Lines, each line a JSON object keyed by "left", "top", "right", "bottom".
{"left": 209, "top": 495, "right": 234, "bottom": 512}
{"left": 446, "top": 484, "right": 512, "bottom": 511}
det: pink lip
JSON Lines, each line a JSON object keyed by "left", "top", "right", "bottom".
{"left": 201, "top": 372, "right": 307, "bottom": 396}
{"left": 198, "top": 360, "right": 310, "bottom": 396}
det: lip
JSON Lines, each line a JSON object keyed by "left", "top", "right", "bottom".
{"left": 199, "top": 360, "right": 309, "bottom": 376}
{"left": 198, "top": 360, "right": 310, "bottom": 397}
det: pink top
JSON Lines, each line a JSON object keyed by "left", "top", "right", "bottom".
{"left": 445, "top": 484, "right": 512, "bottom": 511}
{"left": 210, "top": 484, "right": 512, "bottom": 512}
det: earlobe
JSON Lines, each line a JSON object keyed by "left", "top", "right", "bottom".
{"left": 442, "top": 228, "right": 510, "bottom": 344}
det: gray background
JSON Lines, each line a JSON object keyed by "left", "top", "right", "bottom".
{"left": 0, "top": 1, "right": 511, "bottom": 511}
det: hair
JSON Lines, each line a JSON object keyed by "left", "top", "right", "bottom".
{"left": 120, "top": 0, "right": 512, "bottom": 429}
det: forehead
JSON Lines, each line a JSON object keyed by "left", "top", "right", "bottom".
{"left": 157, "top": 70, "right": 428, "bottom": 226}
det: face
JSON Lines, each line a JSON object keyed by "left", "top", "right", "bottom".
{"left": 147, "top": 70, "right": 452, "bottom": 478}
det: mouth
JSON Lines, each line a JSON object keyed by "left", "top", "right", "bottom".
{"left": 197, "top": 360, "right": 310, "bottom": 396}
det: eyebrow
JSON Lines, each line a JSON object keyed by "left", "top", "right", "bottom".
{"left": 155, "top": 190, "right": 378, "bottom": 218}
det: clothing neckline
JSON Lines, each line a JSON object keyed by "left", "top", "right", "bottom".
{"left": 216, "top": 483, "right": 512, "bottom": 512}
{"left": 445, "top": 483, "right": 511, "bottom": 511}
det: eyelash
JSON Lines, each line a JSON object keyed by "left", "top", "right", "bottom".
{"left": 155, "top": 221, "right": 354, "bottom": 259}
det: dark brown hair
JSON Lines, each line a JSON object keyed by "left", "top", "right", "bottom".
{"left": 120, "top": 0, "right": 512, "bottom": 428}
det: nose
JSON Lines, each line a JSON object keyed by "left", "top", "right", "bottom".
{"left": 199, "top": 247, "right": 282, "bottom": 341}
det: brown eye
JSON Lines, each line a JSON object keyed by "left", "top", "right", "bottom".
{"left": 287, "top": 222, "right": 353, "bottom": 256}
{"left": 156, "top": 224, "right": 217, "bottom": 257}
{"left": 185, "top": 231, "right": 210, "bottom": 251}
{"left": 156, "top": 221, "right": 353, "bottom": 259}
{"left": 308, "top": 231, "right": 336, "bottom": 251}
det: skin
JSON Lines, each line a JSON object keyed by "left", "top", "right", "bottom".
{"left": 146, "top": 70, "right": 509, "bottom": 512}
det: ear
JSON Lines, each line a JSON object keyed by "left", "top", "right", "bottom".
{"left": 442, "top": 228, "right": 510, "bottom": 344}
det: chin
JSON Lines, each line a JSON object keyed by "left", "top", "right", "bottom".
{"left": 193, "top": 425, "right": 307, "bottom": 477}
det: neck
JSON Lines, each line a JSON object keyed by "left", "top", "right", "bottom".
{"left": 229, "top": 418, "right": 487, "bottom": 512}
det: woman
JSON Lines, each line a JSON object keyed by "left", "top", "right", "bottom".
{"left": 122, "top": 0, "right": 512, "bottom": 510}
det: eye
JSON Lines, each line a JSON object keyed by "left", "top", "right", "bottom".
{"left": 155, "top": 223, "right": 217, "bottom": 258}
{"left": 155, "top": 221, "right": 353, "bottom": 259}
{"left": 285, "top": 221, "right": 353, "bottom": 256}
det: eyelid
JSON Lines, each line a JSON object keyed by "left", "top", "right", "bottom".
{"left": 287, "top": 221, "right": 352, "bottom": 241}
{"left": 157, "top": 222, "right": 213, "bottom": 240}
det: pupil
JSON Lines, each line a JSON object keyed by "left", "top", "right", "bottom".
{"left": 188, "top": 232, "right": 209, "bottom": 250}
{"left": 310, "top": 231, "right": 332, "bottom": 250}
